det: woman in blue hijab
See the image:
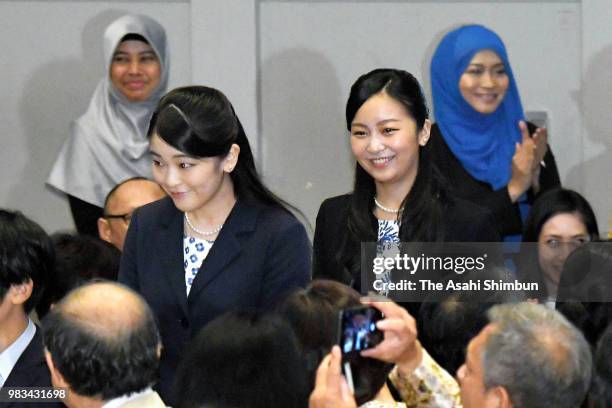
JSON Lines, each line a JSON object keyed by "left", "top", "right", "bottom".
{"left": 427, "top": 24, "right": 560, "bottom": 240}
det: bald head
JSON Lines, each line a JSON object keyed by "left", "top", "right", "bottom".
{"left": 58, "top": 282, "right": 150, "bottom": 338}
{"left": 98, "top": 178, "right": 165, "bottom": 250}
{"left": 42, "top": 282, "right": 160, "bottom": 401}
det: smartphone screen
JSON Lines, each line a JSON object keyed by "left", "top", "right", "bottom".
{"left": 337, "top": 305, "right": 384, "bottom": 359}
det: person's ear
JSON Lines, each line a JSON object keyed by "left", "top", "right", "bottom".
{"left": 223, "top": 143, "right": 241, "bottom": 173}
{"left": 98, "top": 217, "right": 112, "bottom": 243}
{"left": 9, "top": 279, "right": 33, "bottom": 305}
{"left": 44, "top": 350, "right": 69, "bottom": 390}
{"left": 487, "top": 386, "right": 512, "bottom": 408}
{"left": 418, "top": 119, "right": 432, "bottom": 146}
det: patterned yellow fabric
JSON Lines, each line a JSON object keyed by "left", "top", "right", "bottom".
{"left": 360, "top": 400, "right": 407, "bottom": 408}
{"left": 389, "top": 349, "right": 462, "bottom": 408}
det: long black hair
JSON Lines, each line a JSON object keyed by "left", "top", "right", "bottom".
{"left": 147, "top": 86, "right": 296, "bottom": 213}
{"left": 343, "top": 69, "right": 446, "bottom": 269}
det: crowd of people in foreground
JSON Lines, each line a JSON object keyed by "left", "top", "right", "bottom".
{"left": 1, "top": 209, "right": 611, "bottom": 408}
{"left": 2, "top": 12, "right": 612, "bottom": 408}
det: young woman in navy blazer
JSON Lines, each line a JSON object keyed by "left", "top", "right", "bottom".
{"left": 119, "top": 86, "right": 311, "bottom": 404}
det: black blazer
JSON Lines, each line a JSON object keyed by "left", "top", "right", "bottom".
{"left": 425, "top": 123, "right": 561, "bottom": 237}
{"left": 119, "top": 197, "right": 311, "bottom": 404}
{"left": 2, "top": 327, "right": 65, "bottom": 408}
{"left": 312, "top": 193, "right": 500, "bottom": 289}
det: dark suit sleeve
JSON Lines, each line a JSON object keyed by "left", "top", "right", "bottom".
{"left": 260, "top": 218, "right": 311, "bottom": 310}
{"left": 118, "top": 208, "right": 140, "bottom": 291}
{"left": 312, "top": 200, "right": 329, "bottom": 280}
{"left": 445, "top": 198, "right": 501, "bottom": 242}
{"left": 473, "top": 208, "right": 502, "bottom": 242}
{"left": 484, "top": 187, "right": 522, "bottom": 236}
{"left": 538, "top": 145, "right": 561, "bottom": 193}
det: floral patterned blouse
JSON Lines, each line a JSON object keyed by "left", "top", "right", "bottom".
{"left": 376, "top": 219, "right": 400, "bottom": 297}
{"left": 388, "top": 349, "right": 462, "bottom": 408}
{"left": 183, "top": 235, "right": 214, "bottom": 296}
{"left": 375, "top": 220, "right": 462, "bottom": 407}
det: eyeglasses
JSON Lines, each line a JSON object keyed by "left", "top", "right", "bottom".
{"left": 104, "top": 212, "right": 132, "bottom": 223}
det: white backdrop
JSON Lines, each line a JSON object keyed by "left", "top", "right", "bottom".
{"left": 259, "top": 1, "right": 582, "bottom": 230}
{"left": 2, "top": 0, "right": 611, "bottom": 236}
{"left": 0, "top": 1, "right": 191, "bottom": 232}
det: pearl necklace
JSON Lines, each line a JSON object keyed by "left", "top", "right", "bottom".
{"left": 374, "top": 197, "right": 404, "bottom": 214}
{"left": 184, "top": 213, "right": 224, "bottom": 236}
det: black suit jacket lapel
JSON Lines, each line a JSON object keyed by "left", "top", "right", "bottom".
{"left": 187, "top": 201, "right": 258, "bottom": 301}
{"left": 157, "top": 199, "right": 190, "bottom": 318}
{"left": 4, "top": 328, "right": 46, "bottom": 387}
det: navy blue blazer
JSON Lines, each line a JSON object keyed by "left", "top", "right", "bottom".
{"left": 119, "top": 197, "right": 311, "bottom": 404}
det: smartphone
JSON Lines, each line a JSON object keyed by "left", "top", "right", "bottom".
{"left": 337, "top": 305, "right": 384, "bottom": 360}
{"left": 337, "top": 305, "right": 384, "bottom": 393}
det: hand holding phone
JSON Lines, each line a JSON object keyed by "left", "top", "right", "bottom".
{"left": 359, "top": 300, "right": 422, "bottom": 375}
{"left": 336, "top": 305, "right": 384, "bottom": 394}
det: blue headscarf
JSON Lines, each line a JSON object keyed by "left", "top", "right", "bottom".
{"left": 431, "top": 24, "right": 524, "bottom": 191}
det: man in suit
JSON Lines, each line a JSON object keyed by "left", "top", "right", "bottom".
{"left": 42, "top": 282, "right": 168, "bottom": 408}
{"left": 0, "top": 209, "right": 63, "bottom": 408}
{"left": 97, "top": 177, "right": 165, "bottom": 251}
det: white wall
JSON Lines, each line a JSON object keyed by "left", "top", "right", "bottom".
{"left": 2, "top": 0, "right": 611, "bottom": 236}
{"left": 573, "top": 0, "right": 612, "bottom": 237}
{"left": 194, "top": 0, "right": 609, "bottom": 236}
{"left": 258, "top": 1, "right": 582, "bottom": 229}
{"left": 0, "top": 0, "right": 191, "bottom": 232}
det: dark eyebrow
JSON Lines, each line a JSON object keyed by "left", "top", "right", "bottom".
{"left": 377, "top": 119, "right": 401, "bottom": 125}
{"left": 351, "top": 118, "right": 401, "bottom": 129}
{"left": 173, "top": 154, "right": 198, "bottom": 159}
{"left": 149, "top": 149, "right": 198, "bottom": 160}
{"left": 467, "top": 63, "right": 505, "bottom": 68}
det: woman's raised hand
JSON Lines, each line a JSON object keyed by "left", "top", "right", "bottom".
{"left": 530, "top": 127, "right": 548, "bottom": 193}
{"left": 508, "top": 121, "right": 538, "bottom": 202}
{"left": 531, "top": 127, "right": 548, "bottom": 166}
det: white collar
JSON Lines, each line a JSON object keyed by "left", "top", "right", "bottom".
{"left": 0, "top": 318, "right": 36, "bottom": 388}
{"left": 101, "top": 387, "right": 155, "bottom": 408}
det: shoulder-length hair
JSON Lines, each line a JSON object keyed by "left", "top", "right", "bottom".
{"left": 522, "top": 188, "right": 599, "bottom": 242}
{"left": 519, "top": 188, "right": 599, "bottom": 299}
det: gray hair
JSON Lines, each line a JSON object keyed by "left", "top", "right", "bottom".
{"left": 482, "top": 302, "right": 592, "bottom": 408}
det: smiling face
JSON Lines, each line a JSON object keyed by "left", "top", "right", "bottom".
{"left": 349, "top": 92, "right": 430, "bottom": 190}
{"left": 459, "top": 50, "right": 509, "bottom": 114}
{"left": 149, "top": 134, "right": 236, "bottom": 214}
{"left": 110, "top": 40, "right": 161, "bottom": 102}
{"left": 537, "top": 212, "right": 590, "bottom": 290}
